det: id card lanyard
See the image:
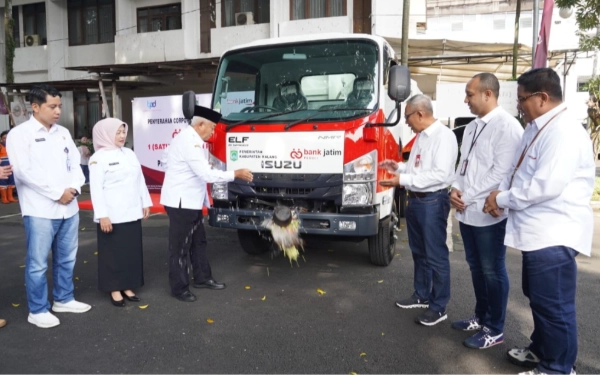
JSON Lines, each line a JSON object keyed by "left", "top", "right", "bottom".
{"left": 508, "top": 107, "right": 567, "bottom": 188}
{"left": 64, "top": 147, "right": 71, "bottom": 172}
{"left": 460, "top": 121, "right": 489, "bottom": 176}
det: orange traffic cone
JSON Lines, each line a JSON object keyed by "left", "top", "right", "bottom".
{"left": 0, "top": 189, "right": 8, "bottom": 204}
{"left": 7, "top": 186, "right": 18, "bottom": 202}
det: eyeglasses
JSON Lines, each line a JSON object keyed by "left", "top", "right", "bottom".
{"left": 516, "top": 92, "right": 543, "bottom": 104}
{"left": 404, "top": 111, "right": 418, "bottom": 120}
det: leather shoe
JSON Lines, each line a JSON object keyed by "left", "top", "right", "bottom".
{"left": 111, "top": 295, "right": 125, "bottom": 307}
{"left": 174, "top": 290, "right": 196, "bottom": 302}
{"left": 193, "top": 279, "right": 226, "bottom": 290}
{"left": 121, "top": 291, "right": 141, "bottom": 302}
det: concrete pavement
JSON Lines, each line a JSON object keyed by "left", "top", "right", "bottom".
{"left": 0, "top": 198, "right": 599, "bottom": 373}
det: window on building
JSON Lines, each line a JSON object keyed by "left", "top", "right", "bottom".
{"left": 12, "top": 7, "right": 20, "bottom": 48}
{"left": 290, "top": 0, "right": 346, "bottom": 20}
{"left": 137, "top": 4, "right": 182, "bottom": 33}
{"left": 74, "top": 91, "right": 112, "bottom": 139}
{"left": 221, "top": 0, "right": 270, "bottom": 27}
{"left": 68, "top": 0, "right": 115, "bottom": 46}
{"left": 22, "top": 3, "right": 47, "bottom": 45}
{"left": 577, "top": 77, "right": 591, "bottom": 92}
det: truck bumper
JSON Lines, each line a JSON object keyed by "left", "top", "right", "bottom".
{"left": 208, "top": 208, "right": 379, "bottom": 237}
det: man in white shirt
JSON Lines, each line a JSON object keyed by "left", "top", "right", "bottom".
{"left": 450, "top": 73, "right": 524, "bottom": 349}
{"left": 6, "top": 85, "right": 91, "bottom": 329}
{"left": 380, "top": 94, "right": 458, "bottom": 326}
{"left": 78, "top": 136, "right": 91, "bottom": 184}
{"left": 484, "top": 68, "right": 595, "bottom": 375}
{"left": 161, "top": 104, "right": 253, "bottom": 302}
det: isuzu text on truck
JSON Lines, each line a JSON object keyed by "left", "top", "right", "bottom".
{"left": 202, "top": 34, "right": 412, "bottom": 266}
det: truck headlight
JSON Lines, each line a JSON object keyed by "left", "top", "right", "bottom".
{"left": 209, "top": 153, "right": 228, "bottom": 200}
{"left": 343, "top": 149, "right": 376, "bottom": 182}
{"left": 342, "top": 183, "right": 373, "bottom": 205}
{"left": 342, "top": 150, "right": 376, "bottom": 206}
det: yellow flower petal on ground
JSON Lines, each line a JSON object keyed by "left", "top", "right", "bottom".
{"left": 377, "top": 280, "right": 384, "bottom": 284}
{"left": 206, "top": 318, "right": 214, "bottom": 324}
{"left": 360, "top": 352, "right": 367, "bottom": 357}
{"left": 138, "top": 304, "right": 149, "bottom": 309}
{"left": 94, "top": 251, "right": 98, "bottom": 255}
{"left": 261, "top": 295, "right": 266, "bottom": 301}
{"left": 19, "top": 265, "right": 25, "bottom": 268}
{"left": 316, "top": 288, "right": 326, "bottom": 295}
{"left": 267, "top": 267, "right": 270, "bottom": 276}
{"left": 83, "top": 260, "right": 88, "bottom": 264}
{"left": 381, "top": 332, "right": 385, "bottom": 336}
{"left": 350, "top": 372, "right": 358, "bottom": 375}
{"left": 74, "top": 276, "right": 80, "bottom": 280}
{"left": 12, "top": 303, "right": 19, "bottom": 307}
{"left": 244, "top": 286, "right": 251, "bottom": 290}
{"left": 81, "top": 227, "right": 85, "bottom": 231}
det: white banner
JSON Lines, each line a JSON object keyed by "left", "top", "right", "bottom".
{"left": 226, "top": 131, "right": 345, "bottom": 174}
{"left": 436, "top": 81, "right": 519, "bottom": 118}
{"left": 132, "top": 94, "right": 211, "bottom": 191}
{"left": 217, "top": 91, "right": 255, "bottom": 116}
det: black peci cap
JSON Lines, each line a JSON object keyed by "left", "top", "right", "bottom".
{"left": 193, "top": 105, "right": 222, "bottom": 123}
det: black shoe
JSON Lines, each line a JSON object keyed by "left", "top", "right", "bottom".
{"left": 396, "top": 295, "right": 429, "bottom": 309}
{"left": 121, "top": 291, "right": 141, "bottom": 302}
{"left": 111, "top": 294, "right": 125, "bottom": 307}
{"left": 415, "top": 308, "right": 447, "bottom": 326}
{"left": 193, "top": 279, "right": 226, "bottom": 290}
{"left": 174, "top": 290, "right": 196, "bottom": 302}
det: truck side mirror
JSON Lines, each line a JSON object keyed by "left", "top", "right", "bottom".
{"left": 182, "top": 91, "right": 196, "bottom": 120}
{"left": 388, "top": 65, "right": 411, "bottom": 102}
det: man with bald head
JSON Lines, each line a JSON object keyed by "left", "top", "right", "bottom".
{"left": 450, "top": 73, "right": 523, "bottom": 349}
{"left": 161, "top": 104, "right": 253, "bottom": 302}
{"left": 379, "top": 94, "right": 458, "bottom": 326}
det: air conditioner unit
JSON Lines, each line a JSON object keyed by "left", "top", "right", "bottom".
{"left": 235, "top": 12, "right": 255, "bottom": 26}
{"left": 24, "top": 34, "right": 40, "bottom": 47}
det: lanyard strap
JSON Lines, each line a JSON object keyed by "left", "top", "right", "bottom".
{"left": 508, "top": 107, "right": 567, "bottom": 188}
{"left": 464, "top": 120, "right": 489, "bottom": 161}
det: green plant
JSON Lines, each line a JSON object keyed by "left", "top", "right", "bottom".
{"left": 592, "top": 176, "right": 600, "bottom": 201}
{"left": 581, "top": 76, "right": 600, "bottom": 155}
{"left": 76, "top": 140, "right": 94, "bottom": 155}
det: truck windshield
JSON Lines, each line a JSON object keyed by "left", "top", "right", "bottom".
{"left": 213, "top": 40, "right": 379, "bottom": 124}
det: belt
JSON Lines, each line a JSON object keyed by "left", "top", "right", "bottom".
{"left": 407, "top": 189, "right": 447, "bottom": 198}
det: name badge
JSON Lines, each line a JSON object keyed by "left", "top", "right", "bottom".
{"left": 460, "top": 160, "right": 468, "bottom": 176}
{"left": 35, "top": 138, "right": 46, "bottom": 142}
{"left": 109, "top": 162, "right": 120, "bottom": 166}
{"left": 415, "top": 154, "right": 421, "bottom": 168}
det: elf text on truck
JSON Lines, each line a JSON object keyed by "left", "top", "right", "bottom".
{"left": 206, "top": 34, "right": 411, "bottom": 266}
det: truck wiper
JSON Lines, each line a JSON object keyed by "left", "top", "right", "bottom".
{"left": 284, "top": 108, "right": 371, "bottom": 130}
{"left": 226, "top": 109, "right": 305, "bottom": 131}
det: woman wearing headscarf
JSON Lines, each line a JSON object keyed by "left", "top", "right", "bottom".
{"left": 89, "top": 118, "right": 152, "bottom": 307}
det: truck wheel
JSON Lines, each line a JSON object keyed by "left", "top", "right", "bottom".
{"left": 368, "top": 209, "right": 397, "bottom": 266}
{"left": 237, "top": 230, "right": 270, "bottom": 255}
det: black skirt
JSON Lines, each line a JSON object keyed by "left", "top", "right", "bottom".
{"left": 97, "top": 219, "right": 144, "bottom": 292}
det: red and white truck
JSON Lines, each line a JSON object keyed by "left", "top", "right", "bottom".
{"left": 204, "top": 33, "right": 415, "bottom": 266}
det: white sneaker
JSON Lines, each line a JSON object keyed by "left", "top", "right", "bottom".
{"left": 28, "top": 312, "right": 60, "bottom": 328}
{"left": 52, "top": 300, "right": 92, "bottom": 313}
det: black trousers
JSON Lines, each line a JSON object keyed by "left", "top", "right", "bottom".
{"left": 165, "top": 206, "right": 212, "bottom": 295}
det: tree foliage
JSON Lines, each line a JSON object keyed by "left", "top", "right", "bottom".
{"left": 555, "top": 0, "right": 600, "bottom": 51}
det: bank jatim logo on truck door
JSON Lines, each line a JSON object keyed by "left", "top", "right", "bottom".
{"left": 261, "top": 160, "right": 302, "bottom": 169}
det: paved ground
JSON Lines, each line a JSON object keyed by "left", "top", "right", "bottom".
{"left": 1, "top": 195, "right": 600, "bottom": 374}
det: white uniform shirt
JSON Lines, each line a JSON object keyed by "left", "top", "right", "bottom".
{"left": 78, "top": 145, "right": 90, "bottom": 165}
{"left": 397, "top": 120, "right": 458, "bottom": 192}
{"left": 89, "top": 147, "right": 152, "bottom": 224}
{"left": 7, "top": 117, "right": 84, "bottom": 219}
{"left": 496, "top": 104, "right": 595, "bottom": 256}
{"left": 160, "top": 126, "right": 234, "bottom": 210}
{"left": 452, "top": 107, "right": 524, "bottom": 226}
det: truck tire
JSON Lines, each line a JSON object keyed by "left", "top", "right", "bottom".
{"left": 368, "top": 209, "right": 397, "bottom": 266}
{"left": 237, "top": 230, "right": 270, "bottom": 255}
